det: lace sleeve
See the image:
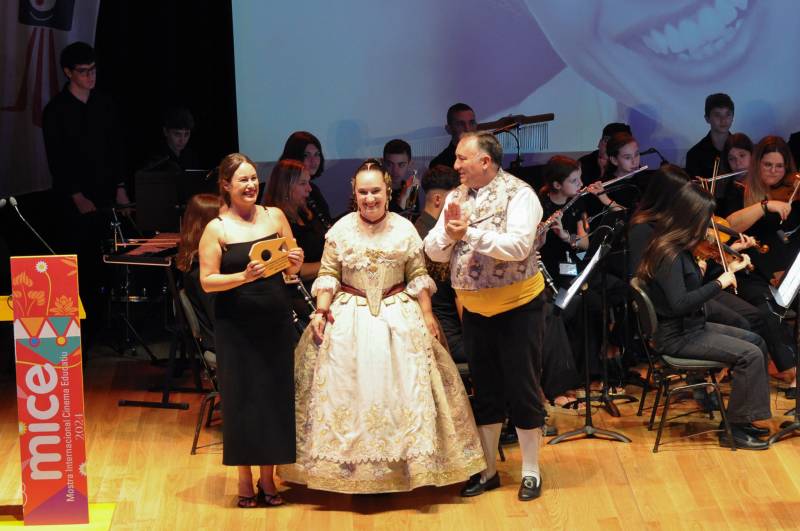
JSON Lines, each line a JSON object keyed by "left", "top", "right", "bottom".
{"left": 404, "top": 231, "right": 434, "bottom": 297}
{"left": 406, "top": 274, "right": 437, "bottom": 297}
{"left": 312, "top": 236, "right": 342, "bottom": 296}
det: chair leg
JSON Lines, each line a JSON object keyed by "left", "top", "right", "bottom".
{"left": 648, "top": 378, "right": 665, "bottom": 431}
{"left": 205, "top": 392, "right": 218, "bottom": 427}
{"left": 191, "top": 392, "right": 214, "bottom": 455}
{"left": 637, "top": 364, "right": 653, "bottom": 417}
{"left": 710, "top": 376, "right": 736, "bottom": 452}
{"left": 653, "top": 380, "right": 674, "bottom": 453}
{"left": 498, "top": 442, "right": 506, "bottom": 462}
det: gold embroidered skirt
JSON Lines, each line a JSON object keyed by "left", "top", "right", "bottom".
{"left": 278, "top": 293, "right": 485, "bottom": 494}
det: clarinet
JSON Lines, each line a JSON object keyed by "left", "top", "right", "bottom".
{"left": 538, "top": 260, "right": 559, "bottom": 295}
{"left": 283, "top": 273, "right": 317, "bottom": 313}
{"left": 307, "top": 196, "right": 332, "bottom": 229}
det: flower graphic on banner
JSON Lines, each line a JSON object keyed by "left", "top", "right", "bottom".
{"left": 50, "top": 295, "right": 77, "bottom": 315}
{"left": 79, "top": 462, "right": 87, "bottom": 476}
{"left": 19, "top": 421, "right": 27, "bottom": 435}
{"left": 35, "top": 260, "right": 48, "bottom": 273}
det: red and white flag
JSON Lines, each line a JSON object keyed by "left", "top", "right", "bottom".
{"left": 0, "top": 0, "right": 100, "bottom": 197}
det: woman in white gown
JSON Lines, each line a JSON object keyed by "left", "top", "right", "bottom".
{"left": 279, "top": 159, "right": 485, "bottom": 494}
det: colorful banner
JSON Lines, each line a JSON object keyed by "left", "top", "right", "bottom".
{"left": 10, "top": 255, "right": 88, "bottom": 526}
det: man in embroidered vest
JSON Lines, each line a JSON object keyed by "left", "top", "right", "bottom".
{"left": 423, "top": 131, "right": 547, "bottom": 501}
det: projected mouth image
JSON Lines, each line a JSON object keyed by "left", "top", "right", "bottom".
{"left": 618, "top": 0, "right": 750, "bottom": 78}
{"left": 524, "top": 0, "right": 800, "bottom": 139}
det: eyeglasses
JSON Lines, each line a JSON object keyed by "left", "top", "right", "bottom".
{"left": 761, "top": 161, "right": 785, "bottom": 173}
{"left": 72, "top": 65, "right": 96, "bottom": 76}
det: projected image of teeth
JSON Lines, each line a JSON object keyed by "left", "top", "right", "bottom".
{"left": 640, "top": 0, "right": 748, "bottom": 61}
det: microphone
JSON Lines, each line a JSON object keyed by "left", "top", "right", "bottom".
{"left": 491, "top": 122, "right": 518, "bottom": 135}
{"left": 0, "top": 198, "right": 6, "bottom": 209}
{"left": 640, "top": 147, "right": 669, "bottom": 165}
{"left": 8, "top": 196, "right": 57, "bottom": 255}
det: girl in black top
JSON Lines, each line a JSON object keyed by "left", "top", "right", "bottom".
{"left": 726, "top": 136, "right": 800, "bottom": 394}
{"left": 538, "top": 156, "right": 620, "bottom": 381}
{"left": 637, "top": 182, "right": 770, "bottom": 448}
{"left": 263, "top": 159, "right": 328, "bottom": 322}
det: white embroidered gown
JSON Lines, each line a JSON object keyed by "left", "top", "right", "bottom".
{"left": 278, "top": 213, "right": 485, "bottom": 493}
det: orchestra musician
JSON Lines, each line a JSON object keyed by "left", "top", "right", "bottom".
{"left": 636, "top": 182, "right": 771, "bottom": 450}
{"left": 727, "top": 136, "right": 800, "bottom": 396}
{"left": 262, "top": 159, "right": 326, "bottom": 324}
{"left": 279, "top": 131, "right": 333, "bottom": 224}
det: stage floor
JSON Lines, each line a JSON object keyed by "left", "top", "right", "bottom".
{"left": 1, "top": 353, "right": 799, "bottom": 530}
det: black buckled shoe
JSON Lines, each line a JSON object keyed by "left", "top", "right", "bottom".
{"left": 718, "top": 426, "right": 770, "bottom": 450}
{"left": 517, "top": 475, "right": 542, "bottom": 501}
{"left": 460, "top": 472, "right": 500, "bottom": 497}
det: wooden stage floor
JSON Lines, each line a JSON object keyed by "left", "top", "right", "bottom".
{"left": 1, "top": 354, "right": 800, "bottom": 530}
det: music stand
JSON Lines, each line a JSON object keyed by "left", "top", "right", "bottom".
{"left": 135, "top": 169, "right": 214, "bottom": 233}
{"left": 550, "top": 243, "right": 631, "bottom": 445}
{"left": 135, "top": 170, "right": 182, "bottom": 232}
{"left": 768, "top": 250, "right": 800, "bottom": 444}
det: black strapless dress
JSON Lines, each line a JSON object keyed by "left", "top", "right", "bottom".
{"left": 215, "top": 234, "right": 297, "bottom": 465}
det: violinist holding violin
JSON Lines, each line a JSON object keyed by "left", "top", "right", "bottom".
{"left": 726, "top": 136, "right": 800, "bottom": 395}
{"left": 637, "top": 182, "right": 771, "bottom": 450}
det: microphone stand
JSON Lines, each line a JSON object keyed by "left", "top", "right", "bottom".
{"left": 493, "top": 123, "right": 523, "bottom": 170}
{"left": 8, "top": 197, "right": 56, "bottom": 254}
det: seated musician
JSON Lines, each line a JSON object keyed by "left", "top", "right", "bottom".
{"left": 262, "top": 159, "right": 326, "bottom": 323}
{"left": 727, "top": 136, "right": 800, "bottom": 396}
{"left": 595, "top": 131, "right": 642, "bottom": 214}
{"left": 414, "top": 164, "right": 463, "bottom": 362}
{"left": 142, "top": 106, "right": 201, "bottom": 172}
{"left": 176, "top": 193, "right": 221, "bottom": 351}
{"left": 685, "top": 93, "right": 735, "bottom": 180}
{"left": 383, "top": 139, "right": 420, "bottom": 217}
{"left": 429, "top": 102, "right": 478, "bottom": 169}
{"left": 578, "top": 122, "right": 631, "bottom": 183}
{"left": 628, "top": 166, "right": 778, "bottom": 409}
{"left": 538, "top": 156, "right": 620, "bottom": 379}
{"left": 637, "top": 182, "right": 771, "bottom": 450}
{"left": 279, "top": 131, "right": 333, "bottom": 223}
{"left": 716, "top": 133, "right": 754, "bottom": 217}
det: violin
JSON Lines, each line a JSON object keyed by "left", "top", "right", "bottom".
{"left": 767, "top": 173, "right": 800, "bottom": 203}
{"left": 708, "top": 215, "right": 769, "bottom": 254}
{"left": 694, "top": 233, "right": 754, "bottom": 271}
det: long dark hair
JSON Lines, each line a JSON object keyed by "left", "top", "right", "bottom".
{"left": 177, "top": 193, "right": 221, "bottom": 272}
{"left": 629, "top": 164, "right": 690, "bottom": 227}
{"left": 604, "top": 132, "right": 637, "bottom": 178}
{"left": 540, "top": 155, "right": 580, "bottom": 195}
{"left": 636, "top": 183, "right": 715, "bottom": 282}
{"left": 279, "top": 131, "right": 325, "bottom": 178}
{"left": 262, "top": 159, "right": 305, "bottom": 222}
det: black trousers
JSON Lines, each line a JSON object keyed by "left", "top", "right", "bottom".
{"left": 462, "top": 295, "right": 546, "bottom": 429}
{"left": 735, "top": 275, "right": 796, "bottom": 372}
{"left": 660, "top": 322, "right": 771, "bottom": 424}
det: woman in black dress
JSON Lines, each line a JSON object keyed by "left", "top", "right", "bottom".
{"left": 199, "top": 153, "right": 304, "bottom": 507}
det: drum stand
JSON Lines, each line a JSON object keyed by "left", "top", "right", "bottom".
{"left": 108, "top": 209, "right": 158, "bottom": 361}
